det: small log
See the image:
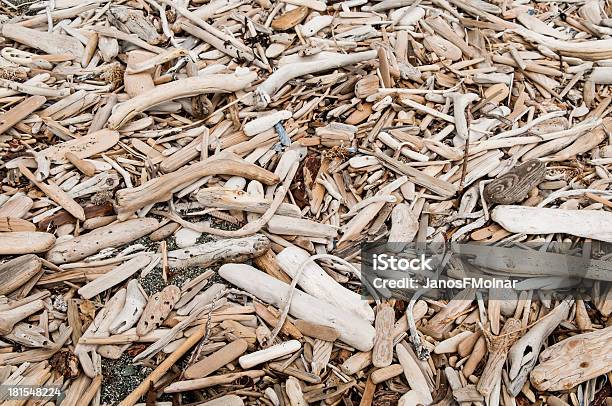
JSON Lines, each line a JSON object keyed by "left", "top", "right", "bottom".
{"left": 239, "top": 340, "right": 301, "bottom": 369}
{"left": 0, "top": 232, "right": 56, "bottom": 255}
{"left": 219, "top": 264, "right": 376, "bottom": 351}
{"left": 167, "top": 234, "right": 269, "bottom": 268}
{"left": 276, "top": 247, "right": 373, "bottom": 321}
{"left": 46, "top": 218, "right": 159, "bottom": 264}
{"left": 184, "top": 339, "right": 248, "bottom": 379}
{"left": 493, "top": 205, "right": 612, "bottom": 242}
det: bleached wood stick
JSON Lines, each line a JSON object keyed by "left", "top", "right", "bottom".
{"left": 0, "top": 232, "right": 55, "bottom": 255}
{"left": 530, "top": 325, "right": 612, "bottom": 391}
{"left": 185, "top": 339, "right": 248, "bottom": 379}
{"left": 492, "top": 205, "right": 612, "bottom": 243}
{"left": 2, "top": 24, "right": 84, "bottom": 58}
{"left": 397, "top": 343, "right": 433, "bottom": 405}
{"left": 0, "top": 300, "right": 44, "bottom": 334}
{"left": 277, "top": 246, "right": 374, "bottom": 322}
{"left": 164, "top": 370, "right": 265, "bottom": 393}
{"left": 78, "top": 255, "right": 152, "bottom": 299}
{"left": 251, "top": 51, "right": 377, "bottom": 108}
{"left": 219, "top": 264, "right": 376, "bottom": 351}
{"left": 239, "top": 340, "right": 301, "bottom": 369}
{"left": 115, "top": 153, "right": 278, "bottom": 220}
{"left": 108, "top": 71, "right": 256, "bottom": 128}
{"left": 168, "top": 234, "right": 269, "bottom": 268}
{"left": 46, "top": 218, "right": 159, "bottom": 264}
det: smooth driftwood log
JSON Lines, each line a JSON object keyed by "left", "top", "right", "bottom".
{"left": 107, "top": 71, "right": 257, "bottom": 128}
{"left": 114, "top": 153, "right": 278, "bottom": 221}
{"left": 164, "top": 371, "right": 265, "bottom": 393}
{"left": 196, "top": 188, "right": 301, "bottom": 217}
{"left": 239, "top": 340, "right": 301, "bottom": 369}
{"left": 492, "top": 206, "right": 612, "bottom": 242}
{"left": 219, "top": 264, "right": 376, "bottom": 351}
{"left": 2, "top": 24, "right": 85, "bottom": 59}
{"left": 506, "top": 300, "right": 571, "bottom": 396}
{"left": 530, "top": 325, "right": 612, "bottom": 391}
{"left": 276, "top": 246, "right": 374, "bottom": 322}
{"left": 46, "top": 218, "right": 159, "bottom": 264}
{"left": 0, "top": 232, "right": 56, "bottom": 255}
{"left": 167, "top": 234, "right": 269, "bottom": 268}
{"left": 0, "top": 254, "right": 42, "bottom": 295}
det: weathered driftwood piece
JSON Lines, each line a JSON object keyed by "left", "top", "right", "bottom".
{"left": 0, "top": 193, "right": 33, "bottom": 218}
{"left": 2, "top": 24, "right": 84, "bottom": 58}
{"left": 46, "top": 218, "right": 159, "bottom": 264}
{"left": 219, "top": 264, "right": 375, "bottom": 351}
{"left": 109, "top": 280, "right": 147, "bottom": 334}
{"left": 167, "top": 234, "right": 269, "bottom": 268}
{"left": 372, "top": 303, "right": 395, "bottom": 367}
{"left": 37, "top": 129, "right": 120, "bottom": 164}
{"left": 0, "top": 300, "right": 44, "bottom": 334}
{"left": 184, "top": 338, "right": 248, "bottom": 379}
{"left": 250, "top": 51, "right": 377, "bottom": 108}
{"left": 239, "top": 340, "right": 301, "bottom": 369}
{"left": 0, "top": 95, "right": 46, "bottom": 136}
{"left": 136, "top": 285, "right": 180, "bottom": 336}
{"left": 397, "top": 342, "right": 433, "bottom": 405}
{"left": 294, "top": 320, "right": 338, "bottom": 341}
{"left": 115, "top": 153, "right": 278, "bottom": 220}
{"left": 477, "top": 318, "right": 522, "bottom": 397}
{"left": 421, "top": 289, "right": 476, "bottom": 339}
{"left": 277, "top": 246, "right": 374, "bottom": 322}
{"left": 0, "top": 216, "right": 36, "bottom": 232}
{"left": 18, "top": 164, "right": 85, "bottom": 221}
{"left": 483, "top": 160, "right": 546, "bottom": 204}
{"left": 492, "top": 206, "right": 612, "bottom": 242}
{"left": 530, "top": 326, "right": 612, "bottom": 391}
{"left": 0, "top": 254, "right": 42, "bottom": 295}
{"left": 507, "top": 300, "right": 571, "bottom": 396}
{"left": 388, "top": 203, "right": 419, "bottom": 251}
{"left": 108, "top": 71, "right": 257, "bottom": 128}
{"left": 266, "top": 215, "right": 338, "bottom": 238}
{"left": 196, "top": 188, "right": 301, "bottom": 217}
{"left": 164, "top": 370, "right": 265, "bottom": 393}
{"left": 78, "top": 255, "right": 152, "bottom": 299}
{"left": 118, "top": 324, "right": 208, "bottom": 406}
{"left": 0, "top": 232, "right": 56, "bottom": 255}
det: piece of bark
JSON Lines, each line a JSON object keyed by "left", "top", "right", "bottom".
{"left": 0, "top": 232, "right": 56, "bottom": 255}
{"left": 0, "top": 254, "right": 42, "bottom": 295}
{"left": 492, "top": 206, "right": 612, "bottom": 243}
{"left": 484, "top": 159, "right": 546, "bottom": 204}
{"left": 46, "top": 218, "right": 159, "bottom": 264}
{"left": 185, "top": 339, "right": 248, "bottom": 379}
{"left": 167, "top": 234, "right": 269, "bottom": 268}
{"left": 219, "top": 264, "right": 376, "bottom": 351}
{"left": 0, "top": 95, "right": 46, "bottom": 136}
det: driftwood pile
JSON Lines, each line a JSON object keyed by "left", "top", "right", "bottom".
{"left": 0, "top": 0, "right": 612, "bottom": 404}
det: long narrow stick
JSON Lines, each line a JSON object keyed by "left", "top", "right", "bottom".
{"left": 118, "top": 323, "right": 207, "bottom": 406}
